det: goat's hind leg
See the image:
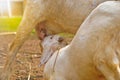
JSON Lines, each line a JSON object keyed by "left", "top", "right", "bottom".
{"left": 0, "top": 20, "right": 37, "bottom": 80}
{"left": 0, "top": 3, "right": 44, "bottom": 80}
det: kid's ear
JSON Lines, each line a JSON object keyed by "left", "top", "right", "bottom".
{"left": 58, "top": 37, "right": 64, "bottom": 43}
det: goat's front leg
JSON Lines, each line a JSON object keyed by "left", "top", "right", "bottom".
{"left": 94, "top": 47, "right": 120, "bottom": 80}
{"left": 0, "top": 2, "right": 45, "bottom": 80}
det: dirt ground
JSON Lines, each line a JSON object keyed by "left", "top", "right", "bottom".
{"left": 0, "top": 33, "right": 45, "bottom": 80}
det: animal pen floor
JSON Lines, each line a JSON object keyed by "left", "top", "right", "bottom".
{"left": 0, "top": 33, "right": 45, "bottom": 80}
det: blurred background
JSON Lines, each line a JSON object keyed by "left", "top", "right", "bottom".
{"left": 0, "top": 0, "right": 27, "bottom": 32}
